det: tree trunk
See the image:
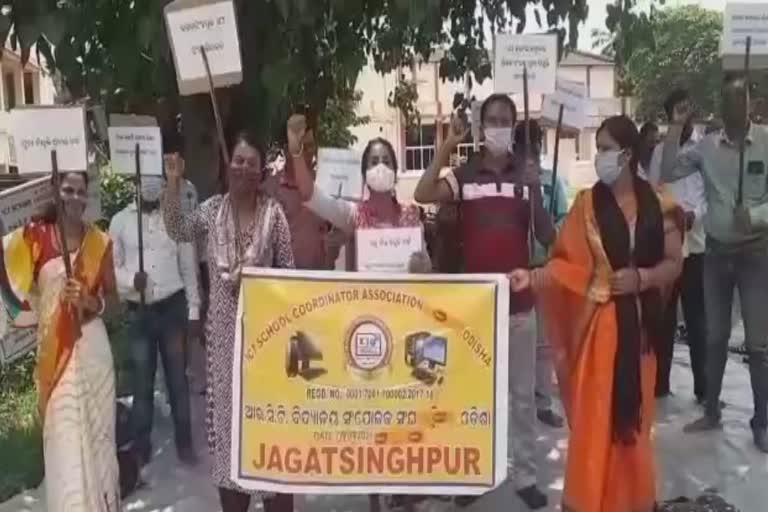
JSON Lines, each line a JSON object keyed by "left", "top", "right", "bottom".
{"left": 180, "top": 95, "right": 222, "bottom": 201}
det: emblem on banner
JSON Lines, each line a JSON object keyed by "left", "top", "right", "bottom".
{"left": 344, "top": 316, "right": 393, "bottom": 380}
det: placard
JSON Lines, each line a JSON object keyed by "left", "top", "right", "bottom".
{"left": 541, "top": 78, "right": 589, "bottom": 130}
{"left": 356, "top": 227, "right": 424, "bottom": 273}
{"left": 317, "top": 148, "right": 363, "bottom": 201}
{"left": 165, "top": 0, "right": 243, "bottom": 95}
{"left": 494, "top": 34, "right": 557, "bottom": 95}
{"left": 0, "top": 178, "right": 50, "bottom": 364}
{"left": 231, "top": 268, "right": 509, "bottom": 494}
{"left": 721, "top": 3, "right": 768, "bottom": 69}
{"left": 10, "top": 106, "right": 88, "bottom": 174}
{"left": 108, "top": 126, "right": 163, "bottom": 176}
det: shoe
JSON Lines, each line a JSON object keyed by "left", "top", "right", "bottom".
{"left": 683, "top": 415, "right": 722, "bottom": 433}
{"left": 537, "top": 409, "right": 564, "bottom": 428}
{"left": 516, "top": 485, "right": 548, "bottom": 510}
{"left": 753, "top": 428, "right": 768, "bottom": 453}
{"left": 177, "top": 445, "right": 199, "bottom": 467}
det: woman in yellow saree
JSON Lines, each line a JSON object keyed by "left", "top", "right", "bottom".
{"left": 509, "top": 116, "right": 684, "bottom": 512}
{"left": 0, "top": 172, "right": 120, "bottom": 511}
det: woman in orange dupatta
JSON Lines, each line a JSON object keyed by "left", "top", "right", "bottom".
{"left": 0, "top": 172, "right": 120, "bottom": 511}
{"left": 510, "top": 116, "right": 684, "bottom": 512}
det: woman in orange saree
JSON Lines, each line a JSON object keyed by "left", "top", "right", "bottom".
{"left": 510, "top": 116, "right": 684, "bottom": 512}
{"left": 0, "top": 172, "right": 120, "bottom": 511}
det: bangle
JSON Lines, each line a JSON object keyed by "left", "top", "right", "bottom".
{"left": 289, "top": 144, "right": 305, "bottom": 159}
{"left": 93, "top": 295, "right": 105, "bottom": 316}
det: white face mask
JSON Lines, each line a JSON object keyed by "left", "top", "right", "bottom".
{"left": 594, "top": 150, "right": 624, "bottom": 185}
{"left": 141, "top": 176, "right": 164, "bottom": 202}
{"left": 365, "top": 163, "right": 396, "bottom": 193}
{"left": 483, "top": 127, "right": 512, "bottom": 156}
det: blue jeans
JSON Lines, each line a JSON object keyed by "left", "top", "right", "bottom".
{"left": 129, "top": 290, "right": 192, "bottom": 454}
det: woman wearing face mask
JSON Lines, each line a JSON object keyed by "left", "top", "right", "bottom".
{"left": 163, "top": 131, "right": 295, "bottom": 512}
{"left": 508, "top": 116, "right": 684, "bottom": 512}
{"left": 288, "top": 115, "right": 430, "bottom": 273}
{"left": 0, "top": 172, "right": 121, "bottom": 511}
{"left": 287, "top": 117, "right": 429, "bottom": 512}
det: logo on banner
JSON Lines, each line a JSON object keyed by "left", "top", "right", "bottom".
{"left": 344, "top": 316, "right": 393, "bottom": 379}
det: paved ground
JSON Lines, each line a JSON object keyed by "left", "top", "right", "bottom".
{"left": 3, "top": 329, "right": 767, "bottom": 511}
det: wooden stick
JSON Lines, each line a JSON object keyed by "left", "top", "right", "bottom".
{"left": 200, "top": 45, "right": 241, "bottom": 259}
{"left": 134, "top": 143, "right": 146, "bottom": 307}
{"left": 51, "top": 150, "right": 72, "bottom": 278}
{"left": 550, "top": 104, "right": 565, "bottom": 218}
{"left": 737, "top": 35, "right": 752, "bottom": 206}
{"left": 523, "top": 65, "right": 535, "bottom": 261}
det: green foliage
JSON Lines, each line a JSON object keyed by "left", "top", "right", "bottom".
{"left": 0, "top": 353, "right": 43, "bottom": 502}
{"left": 626, "top": 6, "right": 722, "bottom": 121}
{"left": 0, "top": 0, "right": 588, "bottom": 143}
{"left": 315, "top": 90, "right": 370, "bottom": 148}
{"left": 99, "top": 168, "right": 135, "bottom": 225}
{"left": 388, "top": 77, "right": 421, "bottom": 133}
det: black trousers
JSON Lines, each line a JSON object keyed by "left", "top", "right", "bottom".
{"left": 680, "top": 254, "right": 707, "bottom": 400}
{"left": 656, "top": 279, "right": 681, "bottom": 397}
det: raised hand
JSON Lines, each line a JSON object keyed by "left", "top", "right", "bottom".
{"left": 445, "top": 112, "right": 470, "bottom": 149}
{"left": 287, "top": 114, "right": 308, "bottom": 156}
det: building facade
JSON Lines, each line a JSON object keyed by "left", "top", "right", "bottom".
{"left": 0, "top": 44, "right": 56, "bottom": 173}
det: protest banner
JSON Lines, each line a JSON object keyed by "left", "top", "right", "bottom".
{"left": 493, "top": 34, "right": 557, "bottom": 95}
{"left": 317, "top": 148, "right": 364, "bottom": 200}
{"left": 164, "top": 0, "right": 243, "bottom": 96}
{"left": 10, "top": 106, "right": 88, "bottom": 174}
{"left": 231, "top": 268, "right": 510, "bottom": 495}
{"left": 0, "top": 177, "right": 51, "bottom": 364}
{"left": 721, "top": 3, "right": 768, "bottom": 69}
{"left": 356, "top": 227, "right": 424, "bottom": 273}
{"left": 108, "top": 126, "right": 163, "bottom": 176}
{"left": 541, "top": 78, "right": 589, "bottom": 131}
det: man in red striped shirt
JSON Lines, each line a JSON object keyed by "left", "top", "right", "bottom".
{"left": 415, "top": 94, "right": 554, "bottom": 510}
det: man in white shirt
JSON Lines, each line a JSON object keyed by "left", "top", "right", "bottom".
{"left": 650, "top": 88, "right": 708, "bottom": 402}
{"left": 111, "top": 167, "right": 201, "bottom": 466}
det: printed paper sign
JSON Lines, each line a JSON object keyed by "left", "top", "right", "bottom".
{"left": 165, "top": 0, "right": 243, "bottom": 95}
{"left": 10, "top": 106, "right": 87, "bottom": 174}
{"left": 494, "top": 34, "right": 557, "bottom": 95}
{"left": 317, "top": 148, "right": 363, "bottom": 201}
{"left": 231, "top": 268, "right": 510, "bottom": 494}
{"left": 108, "top": 126, "right": 163, "bottom": 176}
{"left": 541, "top": 78, "right": 589, "bottom": 130}
{"left": 722, "top": 3, "right": 768, "bottom": 55}
{"left": 356, "top": 227, "right": 424, "bottom": 273}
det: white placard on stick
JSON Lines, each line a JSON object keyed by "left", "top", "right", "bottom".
{"left": 356, "top": 227, "right": 424, "bottom": 273}
{"left": 541, "top": 78, "right": 589, "bottom": 130}
{"left": 108, "top": 126, "right": 163, "bottom": 176}
{"left": 165, "top": 0, "right": 243, "bottom": 95}
{"left": 494, "top": 34, "right": 557, "bottom": 95}
{"left": 10, "top": 106, "right": 87, "bottom": 174}
{"left": 721, "top": 3, "right": 768, "bottom": 69}
{"left": 317, "top": 148, "right": 363, "bottom": 201}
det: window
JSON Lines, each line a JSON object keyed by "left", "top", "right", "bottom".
{"left": 405, "top": 123, "right": 437, "bottom": 173}
{"left": 23, "top": 72, "right": 34, "bottom": 105}
{"left": 4, "top": 73, "right": 16, "bottom": 111}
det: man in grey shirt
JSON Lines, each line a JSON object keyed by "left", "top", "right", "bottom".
{"left": 660, "top": 73, "right": 768, "bottom": 452}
